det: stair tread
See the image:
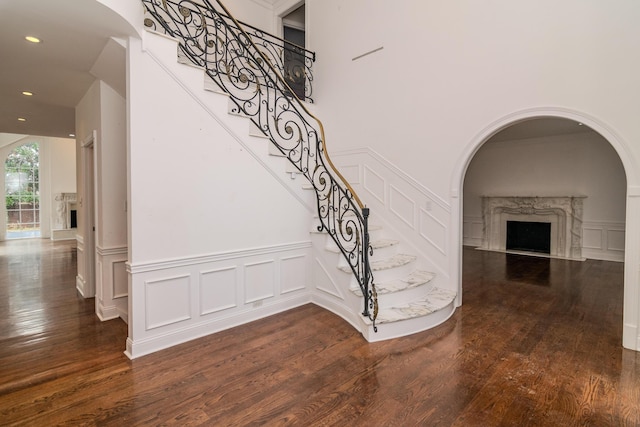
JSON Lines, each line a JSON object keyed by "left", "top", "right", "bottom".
{"left": 370, "top": 239, "right": 400, "bottom": 249}
{"left": 376, "top": 287, "right": 457, "bottom": 324}
{"left": 370, "top": 253, "right": 416, "bottom": 271}
{"left": 312, "top": 223, "right": 382, "bottom": 236}
{"left": 326, "top": 237, "right": 397, "bottom": 253}
{"left": 337, "top": 253, "right": 415, "bottom": 274}
{"left": 350, "top": 270, "right": 435, "bottom": 296}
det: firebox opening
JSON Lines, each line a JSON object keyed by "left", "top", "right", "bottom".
{"left": 506, "top": 221, "right": 551, "bottom": 254}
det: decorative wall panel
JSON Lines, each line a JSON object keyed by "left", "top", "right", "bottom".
{"left": 419, "top": 208, "right": 447, "bottom": 255}
{"left": 363, "top": 165, "right": 385, "bottom": 204}
{"left": 280, "top": 255, "right": 307, "bottom": 294}
{"left": 390, "top": 185, "right": 416, "bottom": 229}
{"left": 113, "top": 261, "right": 128, "bottom": 299}
{"left": 145, "top": 274, "right": 191, "bottom": 330}
{"left": 200, "top": 266, "right": 238, "bottom": 315}
{"left": 244, "top": 260, "right": 275, "bottom": 303}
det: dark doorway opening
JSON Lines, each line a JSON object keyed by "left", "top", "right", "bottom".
{"left": 506, "top": 221, "right": 551, "bottom": 254}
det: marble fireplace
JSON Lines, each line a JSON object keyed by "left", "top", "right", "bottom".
{"left": 52, "top": 192, "right": 77, "bottom": 241}
{"left": 480, "top": 196, "right": 585, "bottom": 260}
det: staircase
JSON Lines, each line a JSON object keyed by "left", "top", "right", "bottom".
{"left": 141, "top": 0, "right": 456, "bottom": 342}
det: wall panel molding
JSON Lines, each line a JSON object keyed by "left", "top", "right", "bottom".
{"left": 127, "top": 241, "right": 312, "bottom": 359}
{"left": 582, "top": 221, "right": 625, "bottom": 262}
{"left": 145, "top": 274, "right": 192, "bottom": 330}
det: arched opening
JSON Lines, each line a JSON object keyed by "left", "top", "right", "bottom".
{"left": 453, "top": 109, "right": 639, "bottom": 351}
{"left": 5, "top": 142, "right": 40, "bottom": 239}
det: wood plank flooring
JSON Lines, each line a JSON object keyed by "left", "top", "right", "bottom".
{"left": 0, "top": 239, "right": 639, "bottom": 426}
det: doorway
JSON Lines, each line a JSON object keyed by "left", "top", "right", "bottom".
{"left": 456, "top": 112, "right": 636, "bottom": 350}
{"left": 282, "top": 4, "right": 306, "bottom": 100}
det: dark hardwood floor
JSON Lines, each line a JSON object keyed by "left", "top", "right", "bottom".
{"left": 0, "top": 239, "right": 638, "bottom": 426}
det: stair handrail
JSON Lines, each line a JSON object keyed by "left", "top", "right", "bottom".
{"left": 142, "top": 0, "right": 378, "bottom": 328}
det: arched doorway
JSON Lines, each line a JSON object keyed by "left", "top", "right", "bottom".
{"left": 5, "top": 142, "right": 40, "bottom": 239}
{"left": 453, "top": 108, "right": 640, "bottom": 351}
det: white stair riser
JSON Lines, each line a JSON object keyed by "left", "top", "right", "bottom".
{"left": 373, "top": 282, "right": 435, "bottom": 309}
{"left": 369, "top": 242, "right": 400, "bottom": 262}
{"left": 363, "top": 300, "right": 456, "bottom": 342}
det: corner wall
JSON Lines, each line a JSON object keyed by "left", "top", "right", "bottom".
{"left": 76, "top": 80, "right": 128, "bottom": 320}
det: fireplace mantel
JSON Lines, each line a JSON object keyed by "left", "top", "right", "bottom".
{"left": 480, "top": 196, "right": 586, "bottom": 260}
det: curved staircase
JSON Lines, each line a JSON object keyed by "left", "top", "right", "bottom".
{"left": 141, "top": 0, "right": 456, "bottom": 342}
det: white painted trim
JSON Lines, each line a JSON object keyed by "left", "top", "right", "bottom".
{"left": 451, "top": 106, "right": 639, "bottom": 352}
{"left": 96, "top": 245, "right": 128, "bottom": 256}
{"left": 96, "top": 302, "right": 120, "bottom": 321}
{"left": 333, "top": 147, "right": 450, "bottom": 211}
{"left": 127, "top": 241, "right": 311, "bottom": 274}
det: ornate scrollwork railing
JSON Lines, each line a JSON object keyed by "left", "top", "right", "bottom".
{"left": 142, "top": 0, "right": 378, "bottom": 328}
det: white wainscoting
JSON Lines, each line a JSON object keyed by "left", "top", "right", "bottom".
{"left": 332, "top": 148, "right": 451, "bottom": 278}
{"left": 96, "top": 246, "right": 129, "bottom": 322}
{"left": 463, "top": 216, "right": 484, "bottom": 248}
{"left": 75, "top": 235, "right": 89, "bottom": 297}
{"left": 126, "top": 241, "right": 312, "bottom": 359}
{"left": 464, "top": 216, "right": 625, "bottom": 262}
{"left": 582, "top": 221, "right": 625, "bottom": 262}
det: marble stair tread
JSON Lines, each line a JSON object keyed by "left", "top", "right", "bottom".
{"left": 350, "top": 270, "right": 435, "bottom": 296}
{"left": 313, "top": 223, "right": 382, "bottom": 235}
{"left": 375, "top": 288, "right": 457, "bottom": 324}
{"left": 326, "top": 237, "right": 397, "bottom": 253}
{"left": 338, "top": 253, "right": 415, "bottom": 274}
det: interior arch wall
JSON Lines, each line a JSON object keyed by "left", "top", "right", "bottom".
{"left": 452, "top": 107, "right": 640, "bottom": 352}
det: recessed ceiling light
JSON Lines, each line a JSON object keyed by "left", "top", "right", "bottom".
{"left": 577, "top": 122, "right": 584, "bottom": 126}
{"left": 22, "top": 91, "right": 33, "bottom": 96}
{"left": 25, "top": 36, "right": 41, "bottom": 43}
{"left": 18, "top": 117, "right": 27, "bottom": 122}
{"left": 69, "top": 133, "right": 75, "bottom": 137}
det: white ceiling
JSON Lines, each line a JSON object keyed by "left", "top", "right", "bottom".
{"left": 0, "top": 1, "right": 595, "bottom": 143}
{"left": 0, "top": 0, "right": 135, "bottom": 139}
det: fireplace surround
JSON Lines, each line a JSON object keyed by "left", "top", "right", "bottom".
{"left": 480, "top": 196, "right": 585, "bottom": 260}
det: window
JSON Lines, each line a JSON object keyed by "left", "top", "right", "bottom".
{"left": 5, "top": 142, "right": 40, "bottom": 238}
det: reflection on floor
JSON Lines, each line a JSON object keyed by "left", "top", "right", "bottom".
{"left": 6, "top": 230, "right": 41, "bottom": 239}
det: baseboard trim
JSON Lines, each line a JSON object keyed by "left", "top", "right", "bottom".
{"left": 76, "top": 276, "right": 88, "bottom": 298}
{"left": 623, "top": 323, "right": 639, "bottom": 351}
{"left": 96, "top": 301, "right": 120, "bottom": 321}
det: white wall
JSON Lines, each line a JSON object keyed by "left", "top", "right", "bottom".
{"left": 310, "top": 0, "right": 640, "bottom": 196}
{"left": 462, "top": 131, "right": 627, "bottom": 260}
{"left": 76, "top": 79, "right": 128, "bottom": 320}
{"left": 48, "top": 137, "right": 78, "bottom": 233}
{"left": 307, "top": 0, "right": 640, "bottom": 350}
{"left": 126, "top": 34, "right": 313, "bottom": 357}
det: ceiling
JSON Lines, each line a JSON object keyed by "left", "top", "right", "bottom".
{"left": 0, "top": 1, "right": 596, "bottom": 143}
{"left": 0, "top": 0, "right": 136, "bottom": 139}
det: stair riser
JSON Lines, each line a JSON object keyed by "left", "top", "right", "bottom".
{"left": 374, "top": 283, "right": 436, "bottom": 309}
{"left": 364, "top": 300, "right": 456, "bottom": 342}
{"left": 369, "top": 243, "right": 400, "bottom": 262}
{"left": 370, "top": 261, "right": 416, "bottom": 284}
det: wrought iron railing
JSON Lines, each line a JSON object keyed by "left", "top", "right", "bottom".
{"left": 142, "top": 0, "right": 378, "bottom": 328}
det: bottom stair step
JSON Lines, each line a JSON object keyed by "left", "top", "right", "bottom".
{"left": 350, "top": 270, "right": 435, "bottom": 296}
{"left": 375, "top": 287, "right": 457, "bottom": 324}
